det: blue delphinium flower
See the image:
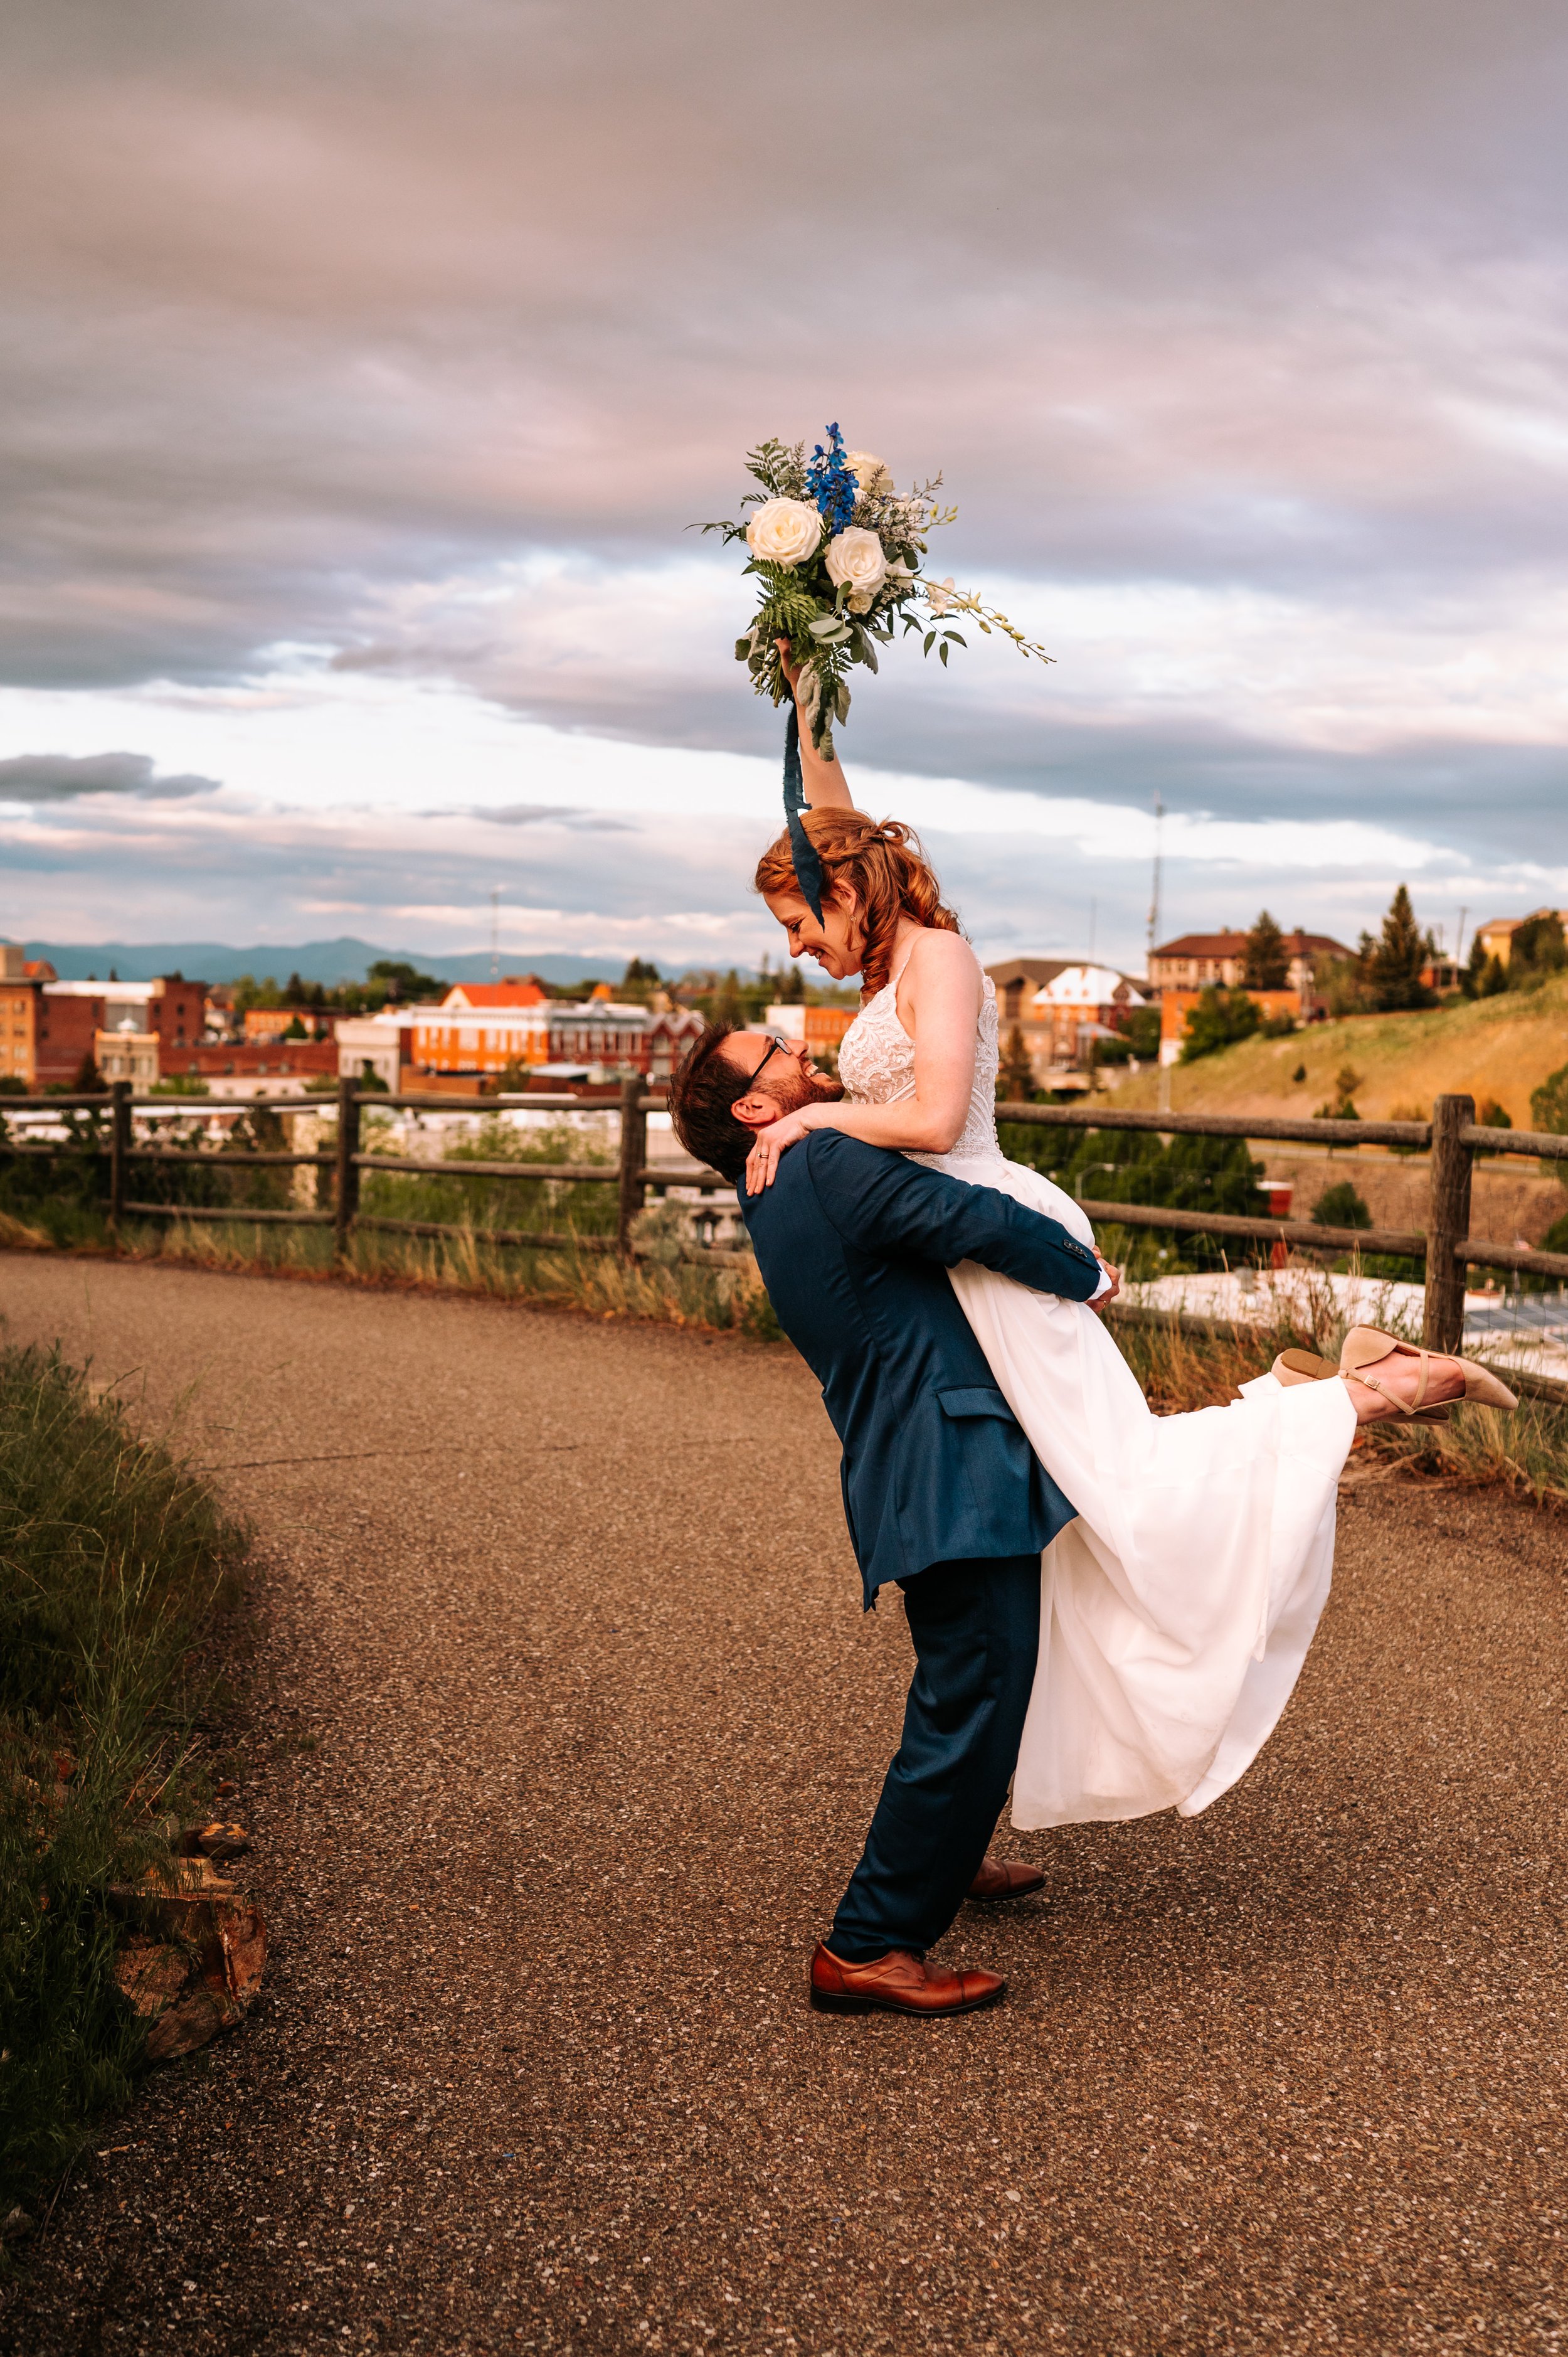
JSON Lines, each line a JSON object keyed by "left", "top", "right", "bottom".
{"left": 806, "top": 423, "right": 859, "bottom": 532}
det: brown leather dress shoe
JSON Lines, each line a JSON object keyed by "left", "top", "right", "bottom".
{"left": 966, "top": 1856, "right": 1046, "bottom": 1903}
{"left": 810, "top": 1942, "right": 1006, "bottom": 2018}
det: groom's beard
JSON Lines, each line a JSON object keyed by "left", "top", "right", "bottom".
{"left": 766, "top": 1070, "right": 844, "bottom": 1116}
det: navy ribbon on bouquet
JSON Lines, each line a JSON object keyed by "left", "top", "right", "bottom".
{"left": 783, "top": 700, "right": 825, "bottom": 924}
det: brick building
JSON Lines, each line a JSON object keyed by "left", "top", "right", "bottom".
{"left": 762, "top": 1003, "right": 857, "bottom": 1056}
{"left": 163, "top": 1040, "right": 339, "bottom": 1094}
{"left": 1148, "top": 930, "right": 1351, "bottom": 996}
{"left": 546, "top": 1003, "right": 704, "bottom": 1080}
{"left": 31, "top": 974, "right": 207, "bottom": 1089}
{"left": 243, "top": 1006, "right": 332, "bottom": 1041}
{"left": 0, "top": 944, "right": 55, "bottom": 1088}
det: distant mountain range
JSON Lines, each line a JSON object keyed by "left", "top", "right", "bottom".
{"left": 18, "top": 937, "right": 751, "bottom": 987}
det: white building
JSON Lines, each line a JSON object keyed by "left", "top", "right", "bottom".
{"left": 336, "top": 1012, "right": 423, "bottom": 1092}
{"left": 1011, "top": 966, "right": 1149, "bottom": 1073}
{"left": 94, "top": 1024, "right": 159, "bottom": 1087}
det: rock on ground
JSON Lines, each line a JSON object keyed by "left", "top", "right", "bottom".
{"left": 2, "top": 1257, "right": 1566, "bottom": 2356}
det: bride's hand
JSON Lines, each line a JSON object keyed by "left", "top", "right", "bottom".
{"left": 1091, "top": 1255, "right": 1123, "bottom": 1314}
{"left": 744, "top": 1106, "right": 818, "bottom": 1193}
{"left": 776, "top": 637, "right": 805, "bottom": 698}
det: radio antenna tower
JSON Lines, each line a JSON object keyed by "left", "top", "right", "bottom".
{"left": 1146, "top": 793, "right": 1164, "bottom": 975}
{"left": 490, "top": 886, "right": 500, "bottom": 979}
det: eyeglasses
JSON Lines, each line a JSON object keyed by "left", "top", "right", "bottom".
{"left": 744, "top": 1033, "right": 793, "bottom": 1087}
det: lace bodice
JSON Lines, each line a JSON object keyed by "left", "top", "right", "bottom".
{"left": 837, "top": 949, "right": 1003, "bottom": 1167}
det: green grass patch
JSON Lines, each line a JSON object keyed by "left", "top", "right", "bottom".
{"left": 0, "top": 1345, "right": 248, "bottom": 2219}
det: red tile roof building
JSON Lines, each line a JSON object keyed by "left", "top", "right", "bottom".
{"left": 1148, "top": 930, "right": 1352, "bottom": 996}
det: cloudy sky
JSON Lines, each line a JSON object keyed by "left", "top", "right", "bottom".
{"left": 2, "top": 0, "right": 1565, "bottom": 974}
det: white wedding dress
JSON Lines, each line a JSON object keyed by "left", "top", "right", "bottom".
{"left": 837, "top": 946, "right": 1358, "bottom": 1829}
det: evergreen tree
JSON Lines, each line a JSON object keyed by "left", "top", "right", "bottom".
{"left": 1242, "top": 910, "right": 1289, "bottom": 989}
{"left": 714, "top": 970, "right": 744, "bottom": 1025}
{"left": 1461, "top": 935, "right": 1488, "bottom": 998}
{"left": 1367, "top": 885, "right": 1434, "bottom": 1011}
{"left": 997, "top": 1024, "right": 1035, "bottom": 1102}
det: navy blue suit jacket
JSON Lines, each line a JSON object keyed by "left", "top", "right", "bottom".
{"left": 739, "top": 1131, "right": 1103, "bottom": 1606}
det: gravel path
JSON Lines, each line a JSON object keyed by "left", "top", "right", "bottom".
{"left": 4, "top": 1257, "right": 1568, "bottom": 2356}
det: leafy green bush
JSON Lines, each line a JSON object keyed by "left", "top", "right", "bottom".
{"left": 997, "top": 1122, "right": 1266, "bottom": 1275}
{"left": 0, "top": 1105, "right": 111, "bottom": 1238}
{"left": 1314, "top": 1063, "right": 1364, "bottom": 1121}
{"left": 1178, "top": 987, "right": 1261, "bottom": 1063}
{"left": 1312, "top": 1179, "right": 1373, "bottom": 1230}
{"left": 358, "top": 1117, "right": 617, "bottom": 1238}
{"left": 1532, "top": 1061, "right": 1568, "bottom": 1188}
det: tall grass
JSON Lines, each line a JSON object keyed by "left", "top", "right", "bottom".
{"left": 358, "top": 1114, "right": 620, "bottom": 1235}
{"left": 1107, "top": 1296, "right": 1568, "bottom": 1510}
{"left": 0, "top": 1346, "right": 248, "bottom": 2216}
{"left": 106, "top": 1212, "right": 783, "bottom": 1340}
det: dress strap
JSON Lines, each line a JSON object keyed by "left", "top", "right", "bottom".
{"left": 888, "top": 934, "right": 922, "bottom": 992}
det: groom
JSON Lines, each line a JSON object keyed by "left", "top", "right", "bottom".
{"left": 670, "top": 1024, "right": 1112, "bottom": 2018}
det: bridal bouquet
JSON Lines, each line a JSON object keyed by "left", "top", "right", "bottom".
{"left": 699, "top": 423, "right": 1051, "bottom": 758}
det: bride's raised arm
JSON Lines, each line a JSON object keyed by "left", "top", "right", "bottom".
{"left": 741, "top": 927, "right": 982, "bottom": 1193}
{"left": 778, "top": 639, "right": 856, "bottom": 812}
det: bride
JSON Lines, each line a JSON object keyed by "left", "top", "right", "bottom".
{"left": 741, "top": 656, "right": 1516, "bottom": 1831}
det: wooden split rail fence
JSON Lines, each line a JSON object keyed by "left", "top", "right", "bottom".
{"left": 3, "top": 1083, "right": 1567, "bottom": 1364}
{"left": 0, "top": 1080, "right": 729, "bottom": 1272}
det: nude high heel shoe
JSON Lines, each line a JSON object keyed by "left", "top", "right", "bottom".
{"left": 1338, "top": 1325, "right": 1518, "bottom": 1417}
{"left": 1271, "top": 1343, "right": 1451, "bottom": 1421}
{"left": 1271, "top": 1348, "right": 1340, "bottom": 1387}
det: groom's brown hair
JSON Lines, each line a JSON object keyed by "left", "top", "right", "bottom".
{"left": 667, "top": 1024, "right": 754, "bottom": 1182}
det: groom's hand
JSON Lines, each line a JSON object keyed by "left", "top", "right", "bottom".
{"left": 1091, "top": 1254, "right": 1122, "bottom": 1313}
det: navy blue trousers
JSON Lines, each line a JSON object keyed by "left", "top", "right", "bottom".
{"left": 829, "top": 1551, "right": 1042, "bottom": 1961}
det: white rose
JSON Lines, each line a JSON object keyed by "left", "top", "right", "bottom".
{"left": 925, "top": 575, "right": 958, "bottom": 616}
{"left": 746, "top": 497, "right": 823, "bottom": 568}
{"left": 824, "top": 526, "right": 888, "bottom": 613}
{"left": 843, "top": 449, "right": 894, "bottom": 496}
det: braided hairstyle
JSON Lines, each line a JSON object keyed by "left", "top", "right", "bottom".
{"left": 753, "top": 809, "right": 962, "bottom": 998}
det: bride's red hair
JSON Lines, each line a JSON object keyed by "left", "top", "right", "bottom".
{"left": 753, "top": 809, "right": 961, "bottom": 998}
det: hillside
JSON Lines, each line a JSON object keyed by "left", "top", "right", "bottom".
{"left": 1108, "top": 974, "right": 1568, "bottom": 1125}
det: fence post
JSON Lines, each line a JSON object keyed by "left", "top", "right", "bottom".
{"left": 107, "top": 1080, "right": 132, "bottom": 1235}
{"left": 1424, "top": 1092, "right": 1475, "bottom": 1352}
{"left": 334, "top": 1075, "right": 361, "bottom": 1257}
{"left": 617, "top": 1075, "right": 647, "bottom": 1258}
